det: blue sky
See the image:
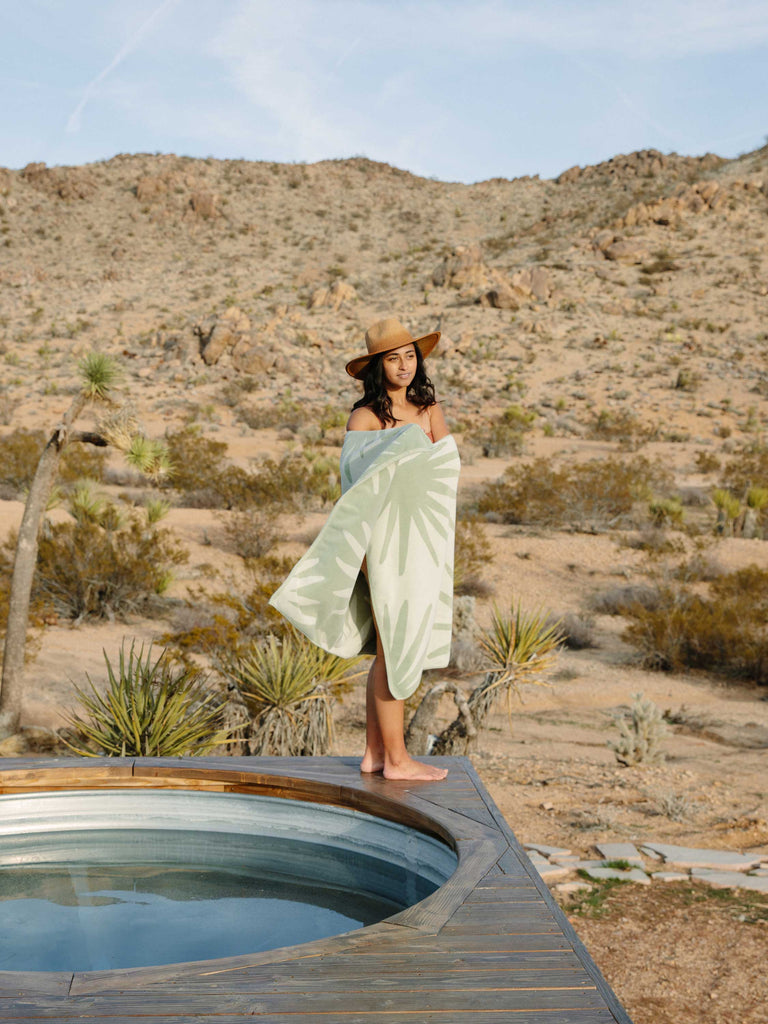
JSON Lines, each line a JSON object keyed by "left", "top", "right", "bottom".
{"left": 2, "top": 0, "right": 767, "bottom": 183}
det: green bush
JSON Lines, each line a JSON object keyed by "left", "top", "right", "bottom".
{"left": 34, "top": 514, "right": 187, "bottom": 620}
{"left": 165, "top": 426, "right": 339, "bottom": 511}
{"left": 478, "top": 456, "right": 670, "bottom": 528}
{"left": 721, "top": 445, "right": 768, "bottom": 494}
{"left": 65, "top": 641, "right": 233, "bottom": 756}
{"left": 160, "top": 555, "right": 294, "bottom": 659}
{"left": 0, "top": 428, "right": 107, "bottom": 496}
{"left": 587, "top": 409, "right": 656, "bottom": 448}
{"left": 621, "top": 567, "right": 768, "bottom": 684}
{"left": 454, "top": 518, "right": 492, "bottom": 595}
{"left": 464, "top": 405, "right": 534, "bottom": 458}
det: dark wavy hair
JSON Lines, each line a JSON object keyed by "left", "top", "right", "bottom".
{"left": 351, "top": 345, "right": 436, "bottom": 427}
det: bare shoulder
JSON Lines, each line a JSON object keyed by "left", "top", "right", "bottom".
{"left": 346, "top": 406, "right": 381, "bottom": 431}
{"left": 428, "top": 401, "right": 450, "bottom": 441}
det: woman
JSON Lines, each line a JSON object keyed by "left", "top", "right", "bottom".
{"left": 269, "top": 318, "right": 460, "bottom": 781}
{"left": 346, "top": 318, "right": 451, "bottom": 781}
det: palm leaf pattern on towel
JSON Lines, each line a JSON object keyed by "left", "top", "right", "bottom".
{"left": 269, "top": 425, "right": 460, "bottom": 699}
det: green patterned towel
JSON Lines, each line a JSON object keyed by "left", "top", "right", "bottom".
{"left": 269, "top": 424, "right": 460, "bottom": 699}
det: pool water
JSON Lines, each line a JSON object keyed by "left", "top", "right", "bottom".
{"left": 0, "top": 794, "right": 456, "bottom": 970}
{"left": 0, "top": 832, "right": 404, "bottom": 971}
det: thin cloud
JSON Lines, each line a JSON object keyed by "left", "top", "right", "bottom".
{"left": 66, "top": 0, "right": 182, "bottom": 134}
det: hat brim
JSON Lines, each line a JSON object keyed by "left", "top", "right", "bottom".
{"left": 345, "top": 332, "right": 440, "bottom": 380}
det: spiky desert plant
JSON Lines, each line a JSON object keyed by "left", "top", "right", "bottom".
{"left": 712, "top": 488, "right": 740, "bottom": 535}
{"left": 417, "top": 603, "right": 562, "bottom": 756}
{"left": 68, "top": 479, "right": 110, "bottom": 526}
{"left": 648, "top": 496, "right": 683, "bottom": 529}
{"left": 224, "top": 631, "right": 362, "bottom": 756}
{"left": 144, "top": 497, "right": 171, "bottom": 525}
{"left": 65, "top": 640, "right": 233, "bottom": 757}
{"left": 743, "top": 486, "right": 768, "bottom": 539}
{"left": 609, "top": 692, "right": 667, "bottom": 766}
{"left": 78, "top": 352, "right": 122, "bottom": 399}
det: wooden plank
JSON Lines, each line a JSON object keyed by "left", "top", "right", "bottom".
{"left": 0, "top": 973, "right": 71, "bottom": 997}
{"left": 0, "top": 759, "right": 134, "bottom": 793}
{"left": 161, "top": 954, "right": 587, "bottom": 991}
{"left": 388, "top": 838, "right": 506, "bottom": 932}
{"left": 2, "top": 985, "right": 606, "bottom": 1017}
{"left": 0, "top": 1011, "right": 620, "bottom": 1024}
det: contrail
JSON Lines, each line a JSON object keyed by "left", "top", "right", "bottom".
{"left": 66, "top": 0, "right": 182, "bottom": 133}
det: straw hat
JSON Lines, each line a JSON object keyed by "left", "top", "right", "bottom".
{"left": 345, "top": 318, "right": 440, "bottom": 380}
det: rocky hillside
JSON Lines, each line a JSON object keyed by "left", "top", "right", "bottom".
{"left": 0, "top": 145, "right": 767, "bottom": 440}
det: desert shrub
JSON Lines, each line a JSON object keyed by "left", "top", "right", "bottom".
{"left": 65, "top": 641, "right": 233, "bottom": 756}
{"left": 467, "top": 404, "right": 536, "bottom": 457}
{"left": 674, "top": 551, "right": 725, "bottom": 582}
{"left": 236, "top": 398, "right": 303, "bottom": 431}
{"left": 0, "top": 428, "right": 46, "bottom": 492}
{"left": 0, "top": 428, "right": 107, "bottom": 497}
{"left": 59, "top": 444, "right": 107, "bottom": 485}
{"left": 589, "top": 584, "right": 661, "bottom": 615}
{"left": 454, "top": 518, "right": 492, "bottom": 595}
{"left": 548, "top": 611, "right": 597, "bottom": 649}
{"left": 621, "top": 527, "right": 685, "bottom": 555}
{"left": 478, "top": 456, "right": 670, "bottom": 528}
{"left": 721, "top": 445, "right": 768, "bottom": 493}
{"left": 621, "top": 568, "right": 768, "bottom": 683}
{"left": 587, "top": 409, "right": 655, "bottom": 448}
{"left": 33, "top": 514, "right": 187, "bottom": 620}
{"left": 694, "top": 450, "right": 721, "bottom": 474}
{"left": 609, "top": 693, "right": 667, "bottom": 765}
{"left": 161, "top": 555, "right": 294, "bottom": 659}
{"left": 165, "top": 426, "right": 338, "bottom": 511}
{"left": 464, "top": 405, "right": 533, "bottom": 458}
{"left": 222, "top": 508, "right": 284, "bottom": 559}
{"left": 164, "top": 426, "right": 228, "bottom": 496}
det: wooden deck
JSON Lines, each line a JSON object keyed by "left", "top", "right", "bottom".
{"left": 0, "top": 756, "right": 633, "bottom": 1023}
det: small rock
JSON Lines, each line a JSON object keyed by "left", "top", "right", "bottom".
{"left": 582, "top": 866, "right": 651, "bottom": 886}
{"left": 643, "top": 842, "right": 763, "bottom": 872}
{"left": 596, "top": 842, "right": 645, "bottom": 867}
{"left": 653, "top": 872, "right": 690, "bottom": 882}
{"left": 691, "top": 869, "right": 768, "bottom": 893}
{"left": 555, "top": 881, "right": 593, "bottom": 894}
{"left": 525, "top": 843, "right": 572, "bottom": 858}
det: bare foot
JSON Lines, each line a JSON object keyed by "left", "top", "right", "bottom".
{"left": 360, "top": 749, "right": 385, "bottom": 773}
{"left": 382, "top": 756, "right": 448, "bottom": 782}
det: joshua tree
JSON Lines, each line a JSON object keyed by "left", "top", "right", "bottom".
{"left": 0, "top": 354, "right": 169, "bottom": 738}
{"left": 406, "top": 604, "right": 561, "bottom": 756}
{"left": 712, "top": 488, "right": 740, "bottom": 536}
{"left": 742, "top": 486, "right": 768, "bottom": 539}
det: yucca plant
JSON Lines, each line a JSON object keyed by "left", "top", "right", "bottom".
{"left": 648, "top": 496, "right": 683, "bottom": 529}
{"left": 743, "top": 487, "right": 768, "bottom": 539}
{"left": 224, "top": 631, "right": 363, "bottom": 756}
{"left": 64, "top": 640, "right": 233, "bottom": 757}
{"left": 712, "top": 488, "right": 740, "bottom": 535}
{"left": 408, "top": 603, "right": 562, "bottom": 756}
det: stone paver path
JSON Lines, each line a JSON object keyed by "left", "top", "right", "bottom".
{"left": 523, "top": 840, "right": 768, "bottom": 895}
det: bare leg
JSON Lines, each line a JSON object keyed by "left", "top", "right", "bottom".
{"left": 361, "top": 629, "right": 447, "bottom": 782}
{"left": 360, "top": 655, "right": 385, "bottom": 773}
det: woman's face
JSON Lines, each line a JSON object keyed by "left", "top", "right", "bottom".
{"left": 381, "top": 343, "right": 417, "bottom": 390}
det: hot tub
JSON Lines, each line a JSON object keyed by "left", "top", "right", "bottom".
{"left": 0, "top": 780, "right": 457, "bottom": 972}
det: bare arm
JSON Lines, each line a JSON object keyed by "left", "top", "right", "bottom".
{"left": 428, "top": 402, "right": 450, "bottom": 441}
{"left": 346, "top": 407, "right": 382, "bottom": 431}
